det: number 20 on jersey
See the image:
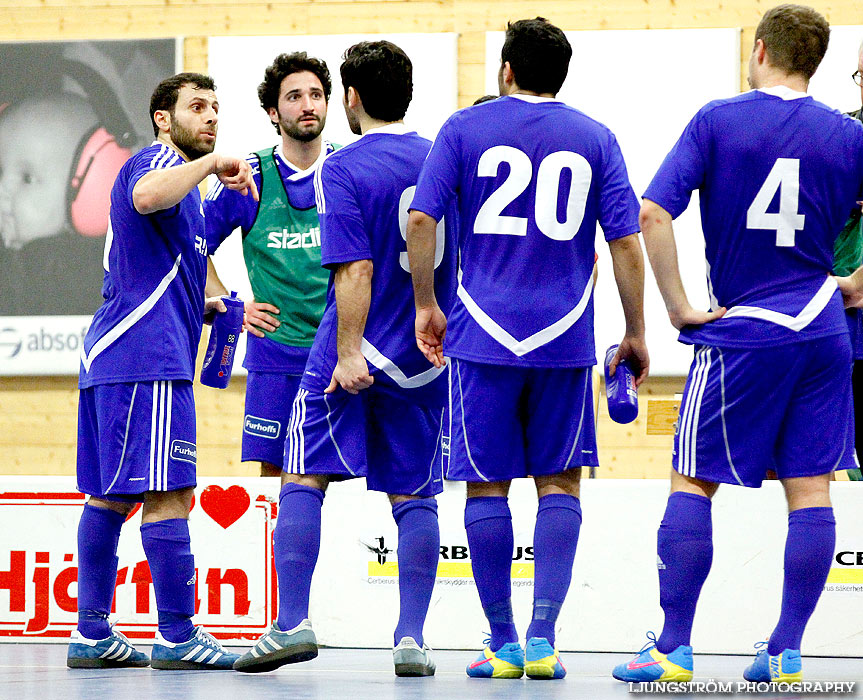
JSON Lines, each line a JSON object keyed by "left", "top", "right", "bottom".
{"left": 474, "top": 146, "right": 593, "bottom": 241}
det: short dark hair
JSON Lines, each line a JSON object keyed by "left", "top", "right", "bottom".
{"left": 501, "top": 17, "right": 572, "bottom": 95}
{"left": 258, "top": 52, "right": 332, "bottom": 133}
{"left": 149, "top": 72, "right": 216, "bottom": 137}
{"left": 472, "top": 94, "right": 498, "bottom": 106}
{"left": 340, "top": 41, "right": 412, "bottom": 122}
{"left": 755, "top": 4, "right": 830, "bottom": 80}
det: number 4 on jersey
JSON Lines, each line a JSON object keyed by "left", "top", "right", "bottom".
{"left": 746, "top": 157, "right": 805, "bottom": 247}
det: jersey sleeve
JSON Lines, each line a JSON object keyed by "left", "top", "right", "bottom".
{"left": 597, "top": 130, "right": 641, "bottom": 242}
{"left": 643, "top": 108, "right": 709, "bottom": 219}
{"left": 314, "top": 156, "right": 371, "bottom": 267}
{"left": 203, "top": 155, "right": 262, "bottom": 253}
{"left": 410, "top": 116, "right": 461, "bottom": 221}
{"left": 126, "top": 145, "right": 183, "bottom": 219}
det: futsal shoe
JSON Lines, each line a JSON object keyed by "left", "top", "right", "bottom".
{"left": 743, "top": 643, "right": 803, "bottom": 683}
{"left": 612, "top": 633, "right": 693, "bottom": 683}
{"left": 150, "top": 626, "right": 239, "bottom": 670}
{"left": 466, "top": 641, "right": 525, "bottom": 678}
{"left": 67, "top": 627, "right": 150, "bottom": 668}
{"left": 233, "top": 619, "right": 318, "bottom": 673}
{"left": 393, "top": 636, "right": 436, "bottom": 677}
{"left": 524, "top": 637, "right": 566, "bottom": 679}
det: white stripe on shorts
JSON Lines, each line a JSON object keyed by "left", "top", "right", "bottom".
{"left": 678, "top": 352, "right": 700, "bottom": 476}
{"left": 163, "top": 381, "right": 173, "bottom": 490}
{"left": 286, "top": 390, "right": 305, "bottom": 474}
{"left": 286, "top": 393, "right": 298, "bottom": 473}
{"left": 688, "top": 350, "right": 711, "bottom": 479}
{"left": 679, "top": 348, "right": 711, "bottom": 478}
{"left": 149, "top": 381, "right": 159, "bottom": 491}
{"left": 297, "top": 389, "right": 307, "bottom": 474}
{"left": 156, "top": 381, "right": 167, "bottom": 491}
{"left": 679, "top": 350, "right": 703, "bottom": 477}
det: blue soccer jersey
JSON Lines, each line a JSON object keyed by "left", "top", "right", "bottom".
{"left": 79, "top": 142, "right": 208, "bottom": 388}
{"left": 645, "top": 87, "right": 863, "bottom": 348}
{"left": 305, "top": 124, "right": 455, "bottom": 395}
{"left": 410, "top": 94, "right": 641, "bottom": 367}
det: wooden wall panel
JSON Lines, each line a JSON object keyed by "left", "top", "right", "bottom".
{"left": 1, "top": 1, "right": 860, "bottom": 104}
{"left": 0, "top": 369, "right": 686, "bottom": 478}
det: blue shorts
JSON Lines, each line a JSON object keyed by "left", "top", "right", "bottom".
{"left": 283, "top": 383, "right": 445, "bottom": 497}
{"left": 447, "top": 358, "right": 598, "bottom": 482}
{"left": 241, "top": 371, "right": 302, "bottom": 466}
{"left": 77, "top": 380, "right": 197, "bottom": 500}
{"left": 673, "top": 336, "right": 855, "bottom": 487}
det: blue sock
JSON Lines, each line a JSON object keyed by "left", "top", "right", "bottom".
{"left": 141, "top": 518, "right": 196, "bottom": 644}
{"left": 526, "top": 494, "right": 582, "bottom": 645}
{"left": 76, "top": 504, "right": 126, "bottom": 639}
{"left": 768, "top": 507, "right": 835, "bottom": 655}
{"left": 392, "top": 498, "right": 439, "bottom": 647}
{"left": 656, "top": 492, "right": 713, "bottom": 654}
{"left": 274, "top": 483, "right": 324, "bottom": 631}
{"left": 465, "top": 496, "right": 517, "bottom": 651}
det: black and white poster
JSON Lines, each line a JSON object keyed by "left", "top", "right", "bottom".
{"left": 0, "top": 39, "right": 178, "bottom": 374}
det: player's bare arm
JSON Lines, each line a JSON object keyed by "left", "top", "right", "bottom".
{"left": 640, "top": 198, "right": 726, "bottom": 331}
{"left": 133, "top": 153, "right": 257, "bottom": 215}
{"left": 406, "top": 209, "right": 447, "bottom": 368}
{"left": 837, "top": 266, "right": 863, "bottom": 308}
{"left": 607, "top": 233, "right": 650, "bottom": 386}
{"left": 326, "top": 259, "right": 374, "bottom": 395}
{"left": 203, "top": 257, "right": 228, "bottom": 323}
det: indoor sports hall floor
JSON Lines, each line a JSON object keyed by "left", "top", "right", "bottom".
{"left": 3, "top": 645, "right": 862, "bottom": 699}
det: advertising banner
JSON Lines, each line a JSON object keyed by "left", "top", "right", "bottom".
{"left": 1, "top": 477, "right": 860, "bottom": 655}
{"left": 0, "top": 39, "right": 179, "bottom": 376}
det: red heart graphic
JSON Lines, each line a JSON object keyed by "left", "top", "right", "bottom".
{"left": 200, "top": 485, "right": 250, "bottom": 529}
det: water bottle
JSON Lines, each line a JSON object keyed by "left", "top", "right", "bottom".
{"left": 604, "top": 344, "right": 638, "bottom": 424}
{"left": 200, "top": 291, "right": 244, "bottom": 389}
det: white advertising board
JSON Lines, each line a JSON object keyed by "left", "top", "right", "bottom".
{"left": 2, "top": 476, "right": 860, "bottom": 656}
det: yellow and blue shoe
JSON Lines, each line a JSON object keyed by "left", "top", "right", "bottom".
{"left": 524, "top": 637, "right": 566, "bottom": 679}
{"left": 743, "top": 642, "right": 802, "bottom": 683}
{"left": 466, "top": 641, "right": 525, "bottom": 678}
{"left": 612, "top": 632, "right": 693, "bottom": 683}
